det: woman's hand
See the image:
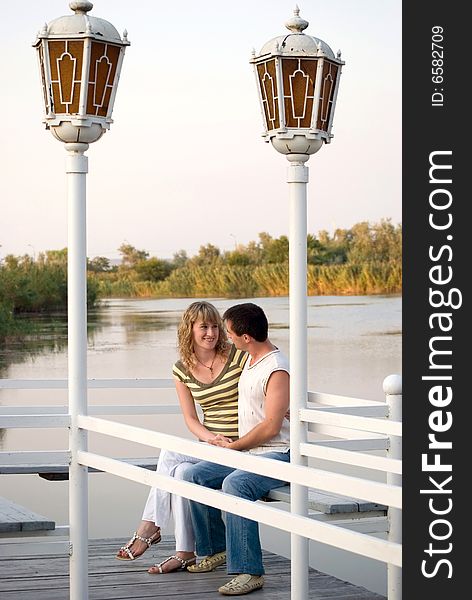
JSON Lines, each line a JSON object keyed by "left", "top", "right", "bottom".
{"left": 208, "top": 434, "right": 233, "bottom": 448}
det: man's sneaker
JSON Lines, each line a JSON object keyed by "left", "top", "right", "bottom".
{"left": 187, "top": 551, "right": 226, "bottom": 572}
{"left": 218, "top": 574, "right": 264, "bottom": 595}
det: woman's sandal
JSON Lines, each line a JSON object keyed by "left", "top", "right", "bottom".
{"left": 148, "top": 555, "right": 197, "bottom": 574}
{"left": 115, "top": 530, "right": 161, "bottom": 561}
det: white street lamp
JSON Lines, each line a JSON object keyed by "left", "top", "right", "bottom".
{"left": 251, "top": 7, "right": 344, "bottom": 599}
{"left": 33, "top": 2, "right": 129, "bottom": 598}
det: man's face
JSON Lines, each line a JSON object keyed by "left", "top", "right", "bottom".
{"left": 225, "top": 319, "right": 246, "bottom": 350}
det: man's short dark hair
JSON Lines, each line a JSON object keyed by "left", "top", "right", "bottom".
{"left": 223, "top": 303, "right": 268, "bottom": 342}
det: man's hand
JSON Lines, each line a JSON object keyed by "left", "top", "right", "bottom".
{"left": 208, "top": 434, "right": 234, "bottom": 449}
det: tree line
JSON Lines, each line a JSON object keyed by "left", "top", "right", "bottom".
{"left": 1, "top": 220, "right": 401, "bottom": 338}
{"left": 92, "top": 219, "right": 402, "bottom": 276}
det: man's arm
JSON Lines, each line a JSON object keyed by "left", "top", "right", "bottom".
{"left": 209, "top": 370, "right": 289, "bottom": 451}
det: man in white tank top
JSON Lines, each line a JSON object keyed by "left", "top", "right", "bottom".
{"left": 183, "top": 303, "right": 290, "bottom": 596}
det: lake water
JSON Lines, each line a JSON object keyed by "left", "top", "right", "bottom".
{"left": 0, "top": 295, "right": 401, "bottom": 594}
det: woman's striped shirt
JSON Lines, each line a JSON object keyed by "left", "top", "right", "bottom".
{"left": 172, "top": 345, "right": 248, "bottom": 440}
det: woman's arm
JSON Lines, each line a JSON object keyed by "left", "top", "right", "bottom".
{"left": 174, "top": 378, "right": 221, "bottom": 443}
{"left": 209, "top": 370, "right": 289, "bottom": 451}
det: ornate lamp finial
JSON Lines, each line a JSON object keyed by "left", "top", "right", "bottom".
{"left": 69, "top": 1, "right": 93, "bottom": 14}
{"left": 285, "top": 5, "right": 309, "bottom": 34}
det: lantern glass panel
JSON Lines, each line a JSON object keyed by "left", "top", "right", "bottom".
{"left": 317, "top": 61, "right": 339, "bottom": 132}
{"left": 47, "top": 40, "right": 84, "bottom": 114}
{"left": 257, "top": 59, "right": 280, "bottom": 131}
{"left": 87, "top": 42, "right": 120, "bottom": 117}
{"left": 38, "top": 45, "right": 49, "bottom": 113}
{"left": 282, "top": 58, "right": 317, "bottom": 129}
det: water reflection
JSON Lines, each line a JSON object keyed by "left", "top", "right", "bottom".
{"left": 0, "top": 310, "right": 107, "bottom": 376}
{"left": 1, "top": 294, "right": 402, "bottom": 403}
{"left": 0, "top": 295, "right": 401, "bottom": 595}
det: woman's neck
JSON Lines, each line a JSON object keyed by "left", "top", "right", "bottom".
{"left": 193, "top": 348, "right": 217, "bottom": 362}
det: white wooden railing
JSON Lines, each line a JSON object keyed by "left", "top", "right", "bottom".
{"left": 0, "top": 375, "right": 402, "bottom": 600}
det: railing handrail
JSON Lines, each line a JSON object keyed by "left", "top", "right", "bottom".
{"left": 77, "top": 450, "right": 401, "bottom": 567}
{"left": 0, "top": 378, "right": 174, "bottom": 389}
{"left": 78, "top": 414, "right": 402, "bottom": 508}
{"left": 0, "top": 375, "right": 403, "bottom": 577}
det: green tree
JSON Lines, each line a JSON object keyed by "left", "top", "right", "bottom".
{"left": 87, "top": 256, "right": 112, "bottom": 272}
{"left": 347, "top": 219, "right": 401, "bottom": 263}
{"left": 172, "top": 249, "right": 188, "bottom": 269}
{"left": 258, "top": 232, "right": 289, "bottom": 263}
{"left": 118, "top": 243, "right": 149, "bottom": 268}
{"left": 224, "top": 249, "right": 252, "bottom": 266}
{"left": 191, "top": 243, "right": 221, "bottom": 266}
{"left": 135, "top": 257, "right": 173, "bottom": 282}
{"left": 43, "top": 248, "right": 68, "bottom": 265}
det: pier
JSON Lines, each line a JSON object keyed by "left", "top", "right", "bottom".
{"left": 0, "top": 377, "right": 401, "bottom": 599}
{"left": 0, "top": 536, "right": 385, "bottom": 599}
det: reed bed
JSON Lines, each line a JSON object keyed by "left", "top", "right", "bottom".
{"left": 95, "top": 262, "right": 402, "bottom": 299}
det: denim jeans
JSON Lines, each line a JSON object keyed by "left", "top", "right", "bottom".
{"left": 182, "top": 450, "right": 290, "bottom": 576}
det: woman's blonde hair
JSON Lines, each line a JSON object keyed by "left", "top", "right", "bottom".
{"left": 178, "top": 301, "right": 228, "bottom": 369}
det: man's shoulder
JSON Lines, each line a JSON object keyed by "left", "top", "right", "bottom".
{"left": 268, "top": 349, "right": 289, "bottom": 370}
{"left": 245, "top": 348, "right": 289, "bottom": 375}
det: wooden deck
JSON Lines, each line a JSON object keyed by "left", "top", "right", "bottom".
{"left": 0, "top": 536, "right": 385, "bottom": 599}
{"left": 0, "top": 497, "right": 55, "bottom": 534}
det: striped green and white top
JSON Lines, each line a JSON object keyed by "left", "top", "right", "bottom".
{"left": 172, "top": 345, "right": 248, "bottom": 440}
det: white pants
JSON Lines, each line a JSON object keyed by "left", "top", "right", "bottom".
{"left": 141, "top": 449, "right": 200, "bottom": 552}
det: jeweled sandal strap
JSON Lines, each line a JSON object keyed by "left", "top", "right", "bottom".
{"left": 135, "top": 533, "right": 154, "bottom": 548}
{"left": 121, "top": 532, "right": 138, "bottom": 548}
{"left": 120, "top": 546, "right": 135, "bottom": 560}
{"left": 154, "top": 555, "right": 180, "bottom": 573}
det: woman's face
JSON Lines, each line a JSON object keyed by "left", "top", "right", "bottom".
{"left": 192, "top": 319, "right": 219, "bottom": 351}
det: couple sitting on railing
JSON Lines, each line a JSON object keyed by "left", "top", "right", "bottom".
{"left": 115, "top": 300, "right": 290, "bottom": 596}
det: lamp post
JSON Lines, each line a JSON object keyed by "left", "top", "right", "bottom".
{"left": 33, "top": 2, "right": 128, "bottom": 597}
{"left": 251, "top": 7, "right": 343, "bottom": 598}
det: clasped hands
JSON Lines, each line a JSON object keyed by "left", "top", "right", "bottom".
{"left": 208, "top": 434, "right": 233, "bottom": 448}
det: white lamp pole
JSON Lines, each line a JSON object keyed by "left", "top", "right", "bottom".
{"left": 287, "top": 152, "right": 310, "bottom": 598}
{"left": 66, "top": 141, "right": 89, "bottom": 598}
{"left": 34, "top": 3, "right": 129, "bottom": 597}
{"left": 251, "top": 8, "right": 344, "bottom": 599}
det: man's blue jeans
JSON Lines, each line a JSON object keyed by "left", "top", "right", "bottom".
{"left": 182, "top": 451, "right": 290, "bottom": 576}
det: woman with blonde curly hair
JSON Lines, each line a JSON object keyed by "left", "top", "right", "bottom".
{"left": 116, "top": 301, "right": 247, "bottom": 574}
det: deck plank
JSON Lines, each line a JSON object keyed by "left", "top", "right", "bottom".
{"left": 0, "top": 537, "right": 385, "bottom": 599}
{"left": 0, "top": 497, "right": 55, "bottom": 533}
{"left": 266, "top": 485, "right": 387, "bottom": 514}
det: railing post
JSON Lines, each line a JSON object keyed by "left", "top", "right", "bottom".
{"left": 287, "top": 154, "right": 310, "bottom": 600}
{"left": 67, "top": 143, "right": 89, "bottom": 600}
{"left": 384, "top": 374, "right": 402, "bottom": 600}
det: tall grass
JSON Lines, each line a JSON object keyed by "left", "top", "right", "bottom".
{"left": 0, "top": 261, "right": 100, "bottom": 339}
{"left": 96, "top": 261, "right": 401, "bottom": 299}
{"left": 1, "top": 258, "right": 401, "bottom": 338}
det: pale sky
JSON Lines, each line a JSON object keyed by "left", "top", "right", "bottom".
{"left": 1, "top": 0, "right": 401, "bottom": 261}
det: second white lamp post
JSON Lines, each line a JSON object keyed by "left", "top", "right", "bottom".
{"left": 251, "top": 7, "right": 344, "bottom": 598}
{"left": 34, "top": 2, "right": 129, "bottom": 597}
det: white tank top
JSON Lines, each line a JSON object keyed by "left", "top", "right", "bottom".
{"left": 238, "top": 349, "right": 290, "bottom": 454}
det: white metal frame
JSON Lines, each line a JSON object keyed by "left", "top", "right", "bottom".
{"left": 0, "top": 375, "right": 402, "bottom": 600}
